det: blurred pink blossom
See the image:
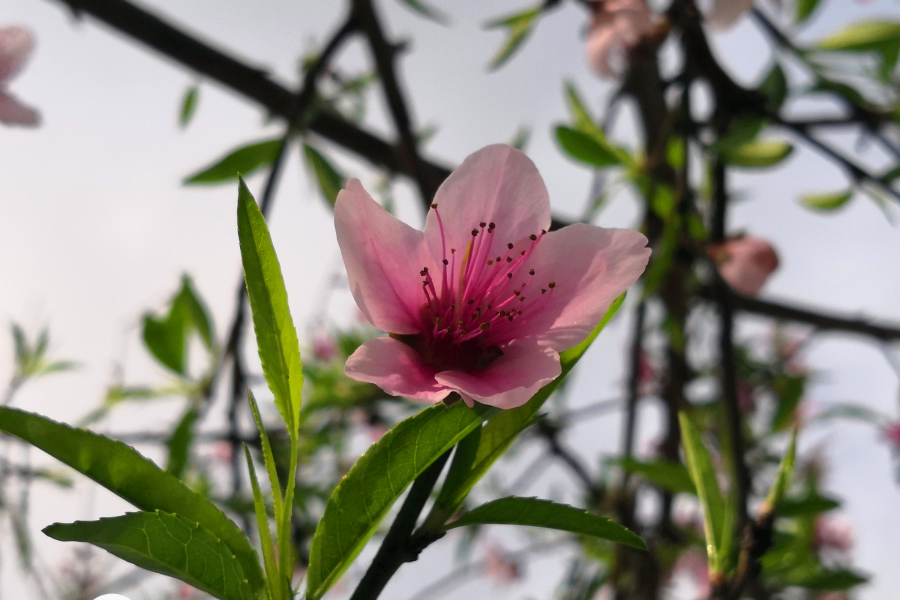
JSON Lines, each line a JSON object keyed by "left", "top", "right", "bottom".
{"left": 312, "top": 334, "right": 338, "bottom": 362}
{"left": 585, "top": 0, "right": 656, "bottom": 77}
{"left": 883, "top": 422, "right": 900, "bottom": 449}
{"left": 0, "top": 26, "right": 40, "bottom": 126}
{"left": 705, "top": 0, "right": 754, "bottom": 30}
{"left": 710, "top": 236, "right": 779, "bottom": 296}
{"left": 670, "top": 548, "right": 710, "bottom": 599}
{"left": 336, "top": 145, "right": 650, "bottom": 409}
{"left": 178, "top": 583, "right": 198, "bottom": 599}
{"left": 484, "top": 542, "right": 520, "bottom": 584}
{"left": 814, "top": 516, "right": 854, "bottom": 554}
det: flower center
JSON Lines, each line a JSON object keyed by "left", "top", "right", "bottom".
{"left": 400, "top": 203, "right": 556, "bottom": 373}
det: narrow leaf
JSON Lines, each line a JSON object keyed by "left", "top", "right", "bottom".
{"left": 244, "top": 446, "right": 283, "bottom": 600}
{"left": 678, "top": 412, "right": 726, "bottom": 573}
{"left": 564, "top": 81, "right": 601, "bottom": 137}
{"left": 45, "top": 511, "right": 254, "bottom": 600}
{"left": 485, "top": 6, "right": 542, "bottom": 70}
{"left": 178, "top": 275, "right": 215, "bottom": 351}
{"left": 185, "top": 139, "right": 282, "bottom": 185}
{"left": 445, "top": 497, "right": 645, "bottom": 550}
{"left": 0, "top": 406, "right": 264, "bottom": 593}
{"left": 306, "top": 401, "right": 495, "bottom": 600}
{"left": 180, "top": 85, "right": 199, "bottom": 128}
{"left": 556, "top": 126, "right": 623, "bottom": 169}
{"left": 165, "top": 407, "right": 198, "bottom": 479}
{"left": 617, "top": 458, "right": 696, "bottom": 496}
{"left": 247, "top": 390, "right": 284, "bottom": 526}
{"left": 759, "top": 63, "right": 788, "bottom": 111}
{"left": 796, "top": 0, "right": 823, "bottom": 24}
{"left": 800, "top": 190, "right": 853, "bottom": 212}
{"left": 722, "top": 140, "right": 793, "bottom": 168}
{"left": 237, "top": 179, "right": 304, "bottom": 436}
{"left": 302, "top": 143, "right": 345, "bottom": 206}
{"left": 761, "top": 427, "right": 798, "bottom": 516}
{"left": 395, "top": 0, "right": 448, "bottom": 24}
{"left": 142, "top": 313, "right": 186, "bottom": 376}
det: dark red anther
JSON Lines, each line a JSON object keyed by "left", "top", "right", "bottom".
{"left": 471, "top": 229, "right": 479, "bottom": 236}
{"left": 529, "top": 269, "right": 535, "bottom": 275}
{"left": 530, "top": 234, "right": 537, "bottom": 241}
{"left": 507, "top": 243, "right": 514, "bottom": 250}
{"left": 443, "top": 259, "right": 449, "bottom": 265}
{"left": 548, "top": 281, "right": 556, "bottom": 289}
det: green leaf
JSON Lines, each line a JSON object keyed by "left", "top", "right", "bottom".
{"left": 180, "top": 85, "right": 199, "bottom": 128}
{"left": 510, "top": 126, "right": 531, "bottom": 151}
{"left": 778, "top": 491, "right": 840, "bottom": 518}
{"left": 185, "top": 139, "right": 282, "bottom": 185}
{"left": 761, "top": 428, "right": 797, "bottom": 516}
{"left": 796, "top": 0, "right": 823, "bottom": 24}
{"left": 721, "top": 140, "right": 793, "bottom": 168}
{"left": 424, "top": 295, "right": 626, "bottom": 528}
{"left": 759, "top": 63, "right": 788, "bottom": 111}
{"left": 237, "top": 178, "right": 304, "bottom": 437}
{"left": 247, "top": 390, "right": 284, "bottom": 529}
{"left": 800, "top": 190, "right": 853, "bottom": 212}
{"left": 485, "top": 6, "right": 542, "bottom": 70}
{"left": 812, "top": 402, "right": 886, "bottom": 425}
{"left": 445, "top": 497, "right": 645, "bottom": 550}
{"left": 45, "top": 511, "right": 254, "bottom": 600}
{"left": 556, "top": 126, "right": 623, "bottom": 169}
{"left": 713, "top": 118, "right": 767, "bottom": 154}
{"left": 302, "top": 143, "right": 346, "bottom": 206}
{"left": 564, "top": 81, "right": 602, "bottom": 138}
{"left": 165, "top": 407, "right": 198, "bottom": 480}
{"left": 244, "top": 446, "right": 283, "bottom": 600}
{"left": 142, "top": 311, "right": 187, "bottom": 376}
{"left": 395, "top": 0, "right": 448, "bottom": 24}
{"left": 617, "top": 458, "right": 696, "bottom": 496}
{"left": 0, "top": 406, "right": 264, "bottom": 593}
{"left": 771, "top": 375, "right": 805, "bottom": 432}
{"left": 678, "top": 412, "right": 727, "bottom": 574}
{"left": 178, "top": 276, "right": 215, "bottom": 351}
{"left": 818, "top": 21, "right": 900, "bottom": 76}
{"left": 306, "top": 401, "right": 495, "bottom": 600}
{"left": 786, "top": 567, "right": 868, "bottom": 591}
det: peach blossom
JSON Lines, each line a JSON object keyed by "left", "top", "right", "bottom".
{"left": 710, "top": 236, "right": 779, "bottom": 296}
{"left": 0, "top": 26, "right": 39, "bottom": 126}
{"left": 335, "top": 145, "right": 650, "bottom": 409}
{"left": 585, "top": 0, "right": 655, "bottom": 77}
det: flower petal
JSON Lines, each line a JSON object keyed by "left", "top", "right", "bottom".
{"left": 0, "top": 27, "right": 34, "bottom": 83}
{"left": 0, "top": 91, "right": 39, "bottom": 126}
{"left": 493, "top": 224, "right": 650, "bottom": 351}
{"left": 335, "top": 179, "right": 433, "bottom": 334}
{"left": 345, "top": 337, "right": 452, "bottom": 402}
{"left": 705, "top": 0, "right": 753, "bottom": 30}
{"left": 424, "top": 145, "right": 551, "bottom": 269}
{"left": 435, "top": 340, "right": 560, "bottom": 409}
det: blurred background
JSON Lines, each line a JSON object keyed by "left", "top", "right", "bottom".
{"left": 2, "top": 0, "right": 900, "bottom": 599}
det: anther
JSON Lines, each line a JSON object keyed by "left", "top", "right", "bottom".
{"left": 480, "top": 222, "right": 487, "bottom": 228}
{"left": 530, "top": 234, "right": 537, "bottom": 241}
{"left": 472, "top": 229, "right": 479, "bottom": 236}
{"left": 431, "top": 203, "right": 438, "bottom": 209}
{"left": 508, "top": 315, "right": 514, "bottom": 322}
{"left": 489, "top": 222, "right": 496, "bottom": 230}
{"left": 496, "top": 256, "right": 502, "bottom": 262}
{"left": 517, "top": 310, "right": 523, "bottom": 315}
{"left": 420, "top": 269, "right": 428, "bottom": 276}
{"left": 507, "top": 273, "right": 513, "bottom": 279}
{"left": 519, "top": 296, "right": 526, "bottom": 302}
{"left": 480, "top": 323, "right": 490, "bottom": 330}
{"left": 548, "top": 281, "right": 556, "bottom": 289}
{"left": 520, "top": 250, "right": 526, "bottom": 256}
{"left": 487, "top": 259, "right": 494, "bottom": 265}
{"left": 541, "top": 288, "right": 547, "bottom": 294}
{"left": 506, "top": 257, "right": 513, "bottom": 263}
{"left": 443, "top": 259, "right": 449, "bottom": 265}
{"left": 541, "top": 229, "right": 547, "bottom": 234}
{"left": 467, "top": 299, "right": 474, "bottom": 305}
{"left": 514, "top": 290, "right": 521, "bottom": 296}
{"left": 529, "top": 269, "right": 535, "bottom": 275}
{"left": 507, "top": 243, "right": 514, "bottom": 250}
{"left": 451, "top": 248, "right": 456, "bottom": 254}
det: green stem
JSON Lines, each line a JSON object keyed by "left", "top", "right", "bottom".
{"left": 348, "top": 451, "right": 452, "bottom": 600}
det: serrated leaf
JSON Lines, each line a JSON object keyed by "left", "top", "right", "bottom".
{"left": 180, "top": 85, "right": 199, "bottom": 128}
{"left": 445, "top": 497, "right": 645, "bottom": 550}
{"left": 166, "top": 407, "right": 198, "bottom": 479}
{"left": 801, "top": 190, "right": 853, "bottom": 212}
{"left": 722, "top": 140, "right": 793, "bottom": 168}
{"left": 485, "top": 6, "right": 542, "bottom": 70}
{"left": 302, "top": 143, "right": 345, "bottom": 206}
{"left": 796, "top": 0, "right": 823, "bottom": 24}
{"left": 556, "top": 126, "right": 623, "bottom": 169}
{"left": 0, "top": 406, "right": 264, "bottom": 593}
{"left": 617, "top": 458, "right": 696, "bottom": 495}
{"left": 237, "top": 179, "right": 304, "bottom": 437}
{"left": 45, "top": 511, "right": 254, "bottom": 600}
{"left": 425, "top": 295, "right": 626, "bottom": 527}
{"left": 185, "top": 139, "right": 282, "bottom": 185}
{"left": 306, "top": 401, "right": 495, "bottom": 600}
{"left": 679, "top": 412, "right": 727, "bottom": 574}
{"left": 395, "top": 0, "right": 448, "bottom": 24}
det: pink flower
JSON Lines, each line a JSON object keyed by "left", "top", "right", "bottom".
{"left": 484, "top": 542, "right": 520, "bottom": 584}
{"left": 882, "top": 422, "right": 900, "bottom": 449}
{"left": 335, "top": 145, "right": 650, "bottom": 409}
{"left": 814, "top": 516, "right": 853, "bottom": 554}
{"left": 710, "top": 236, "right": 779, "bottom": 296}
{"left": 0, "top": 26, "right": 40, "bottom": 126}
{"left": 312, "top": 334, "right": 338, "bottom": 362}
{"left": 585, "top": 0, "right": 656, "bottom": 77}
{"left": 705, "top": 0, "right": 754, "bottom": 30}
{"left": 670, "top": 548, "right": 711, "bottom": 599}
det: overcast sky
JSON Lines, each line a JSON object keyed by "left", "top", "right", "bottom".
{"left": 2, "top": 0, "right": 900, "bottom": 599}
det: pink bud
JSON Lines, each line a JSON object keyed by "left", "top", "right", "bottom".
{"left": 585, "top": 0, "right": 656, "bottom": 77}
{"left": 710, "top": 236, "right": 779, "bottom": 296}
